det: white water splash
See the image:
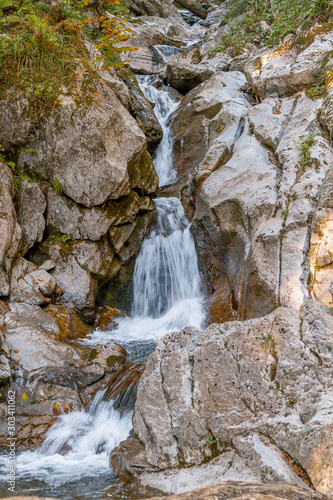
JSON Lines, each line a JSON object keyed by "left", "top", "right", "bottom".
{"left": 153, "top": 44, "right": 181, "bottom": 63}
{"left": 1, "top": 75, "right": 206, "bottom": 494}
{"left": 88, "top": 198, "right": 205, "bottom": 344}
{"left": 0, "top": 391, "right": 132, "bottom": 483}
{"left": 138, "top": 76, "right": 179, "bottom": 186}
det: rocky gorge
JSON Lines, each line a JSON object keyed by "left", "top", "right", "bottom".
{"left": 0, "top": 0, "right": 333, "bottom": 499}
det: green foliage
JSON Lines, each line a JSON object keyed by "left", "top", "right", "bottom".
{"left": 211, "top": 0, "right": 332, "bottom": 55}
{"left": 0, "top": 0, "right": 135, "bottom": 114}
{"left": 299, "top": 132, "right": 317, "bottom": 166}
{"left": 262, "top": 333, "right": 274, "bottom": 351}
{"left": 53, "top": 176, "right": 63, "bottom": 194}
{"left": 47, "top": 232, "right": 71, "bottom": 245}
{"left": 282, "top": 205, "right": 289, "bottom": 219}
{"left": 307, "top": 83, "right": 326, "bottom": 98}
{"left": 204, "top": 433, "right": 217, "bottom": 446}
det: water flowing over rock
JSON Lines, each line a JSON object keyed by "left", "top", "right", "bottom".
{"left": 2, "top": 3, "right": 333, "bottom": 499}
{"left": 132, "top": 198, "right": 203, "bottom": 319}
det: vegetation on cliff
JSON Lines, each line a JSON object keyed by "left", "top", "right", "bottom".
{"left": 213, "top": 0, "right": 333, "bottom": 53}
{"left": 0, "top": 0, "right": 134, "bottom": 114}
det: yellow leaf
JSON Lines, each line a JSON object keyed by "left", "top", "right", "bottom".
{"left": 22, "top": 392, "right": 29, "bottom": 402}
{"left": 105, "top": 305, "right": 115, "bottom": 311}
{"left": 53, "top": 402, "right": 60, "bottom": 411}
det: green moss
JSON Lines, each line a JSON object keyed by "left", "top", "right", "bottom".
{"left": 107, "top": 354, "right": 126, "bottom": 368}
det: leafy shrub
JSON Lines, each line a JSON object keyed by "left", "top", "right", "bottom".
{"left": 0, "top": 0, "right": 135, "bottom": 114}
{"left": 211, "top": 0, "right": 333, "bottom": 55}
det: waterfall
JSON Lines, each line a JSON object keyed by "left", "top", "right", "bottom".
{"left": 137, "top": 76, "right": 179, "bottom": 186}
{"left": 1, "top": 73, "right": 205, "bottom": 497}
{"left": 132, "top": 198, "right": 202, "bottom": 318}
{"left": 87, "top": 77, "right": 206, "bottom": 344}
{"left": 0, "top": 391, "right": 132, "bottom": 491}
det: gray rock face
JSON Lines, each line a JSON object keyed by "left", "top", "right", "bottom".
{"left": 244, "top": 29, "right": 333, "bottom": 99}
{"left": 145, "top": 481, "right": 328, "bottom": 500}
{"left": 188, "top": 76, "right": 333, "bottom": 322}
{"left": 9, "top": 257, "right": 58, "bottom": 306}
{"left": 170, "top": 71, "right": 249, "bottom": 179}
{"left": 116, "top": 300, "right": 333, "bottom": 496}
{"left": 126, "top": 0, "right": 181, "bottom": 18}
{"left": 166, "top": 62, "right": 215, "bottom": 93}
{"left": 46, "top": 189, "right": 113, "bottom": 242}
{"left": 320, "top": 86, "right": 333, "bottom": 140}
{"left": 0, "top": 96, "right": 32, "bottom": 150}
{"left": 17, "top": 180, "right": 46, "bottom": 255}
{"left": 0, "top": 162, "right": 21, "bottom": 296}
{"left": 17, "top": 79, "right": 149, "bottom": 208}
{"left": 119, "top": 68, "right": 163, "bottom": 154}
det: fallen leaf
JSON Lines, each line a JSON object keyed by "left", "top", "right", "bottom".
{"left": 22, "top": 392, "right": 29, "bottom": 402}
{"left": 13, "top": 350, "right": 19, "bottom": 353}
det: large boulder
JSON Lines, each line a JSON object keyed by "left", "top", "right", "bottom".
{"left": 244, "top": 29, "right": 333, "bottom": 99}
{"left": 145, "top": 482, "right": 327, "bottom": 500}
{"left": 126, "top": 0, "right": 181, "bottom": 18}
{"left": 0, "top": 162, "right": 21, "bottom": 297}
{"left": 16, "top": 180, "right": 46, "bottom": 256}
{"left": 119, "top": 68, "right": 163, "bottom": 154}
{"left": 113, "top": 300, "right": 333, "bottom": 497}
{"left": 17, "top": 78, "right": 152, "bottom": 208}
{"left": 190, "top": 88, "right": 333, "bottom": 322}
{"left": 170, "top": 71, "right": 250, "bottom": 182}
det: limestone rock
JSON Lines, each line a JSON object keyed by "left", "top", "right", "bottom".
{"left": 9, "top": 257, "right": 57, "bottom": 306}
{"left": 17, "top": 79, "right": 149, "bottom": 208}
{"left": 16, "top": 180, "right": 46, "bottom": 255}
{"left": 120, "top": 300, "right": 333, "bottom": 496}
{"left": 320, "top": 85, "right": 333, "bottom": 140}
{"left": 45, "top": 244, "right": 98, "bottom": 320}
{"left": 46, "top": 188, "right": 113, "bottom": 242}
{"left": 174, "top": 0, "right": 207, "bottom": 19}
{"left": 171, "top": 71, "right": 249, "bottom": 179}
{"left": 0, "top": 162, "right": 21, "bottom": 297}
{"left": 43, "top": 304, "right": 92, "bottom": 342}
{"left": 244, "top": 29, "right": 333, "bottom": 99}
{"left": 126, "top": 0, "right": 181, "bottom": 18}
{"left": 166, "top": 62, "right": 215, "bottom": 93}
{"left": 191, "top": 89, "right": 333, "bottom": 322}
{"left": 145, "top": 482, "right": 328, "bottom": 500}
{"left": 0, "top": 96, "right": 32, "bottom": 150}
{"left": 119, "top": 68, "right": 163, "bottom": 154}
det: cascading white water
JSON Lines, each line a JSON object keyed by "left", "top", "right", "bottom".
{"left": 153, "top": 44, "right": 181, "bottom": 64}
{"left": 1, "top": 72, "right": 205, "bottom": 497}
{"left": 133, "top": 198, "right": 202, "bottom": 318}
{"left": 137, "top": 76, "right": 179, "bottom": 186}
{"left": 0, "top": 391, "right": 132, "bottom": 487}
{"left": 87, "top": 77, "right": 205, "bottom": 344}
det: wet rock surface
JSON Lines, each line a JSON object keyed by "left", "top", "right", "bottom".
{"left": 0, "top": 301, "right": 127, "bottom": 448}
{"left": 114, "top": 300, "right": 333, "bottom": 496}
{"left": 146, "top": 482, "right": 328, "bottom": 500}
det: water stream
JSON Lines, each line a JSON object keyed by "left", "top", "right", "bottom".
{"left": 0, "top": 64, "right": 205, "bottom": 500}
